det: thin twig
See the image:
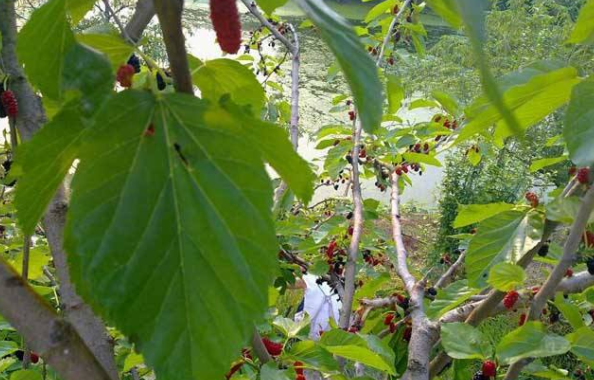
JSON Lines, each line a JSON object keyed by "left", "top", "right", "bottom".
{"left": 376, "top": 0, "right": 412, "bottom": 66}
{"left": 434, "top": 250, "right": 466, "bottom": 289}
{"left": 101, "top": 0, "right": 133, "bottom": 43}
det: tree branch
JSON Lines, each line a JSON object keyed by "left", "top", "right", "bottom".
{"left": 505, "top": 183, "right": 594, "bottom": 380}
{"left": 0, "top": 259, "right": 112, "bottom": 380}
{"left": 124, "top": 0, "right": 155, "bottom": 43}
{"left": 376, "top": 0, "right": 411, "bottom": 66}
{"left": 153, "top": 0, "right": 193, "bottom": 94}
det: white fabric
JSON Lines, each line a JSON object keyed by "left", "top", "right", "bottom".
{"left": 299, "top": 274, "right": 341, "bottom": 340}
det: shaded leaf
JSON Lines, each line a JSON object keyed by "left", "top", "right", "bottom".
{"left": 496, "top": 322, "right": 570, "bottom": 365}
{"left": 564, "top": 80, "right": 594, "bottom": 167}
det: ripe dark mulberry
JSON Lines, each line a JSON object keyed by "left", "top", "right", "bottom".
{"left": 1, "top": 90, "right": 18, "bottom": 117}
{"left": 127, "top": 54, "right": 141, "bottom": 73}
{"left": 210, "top": 0, "right": 242, "bottom": 54}
{"left": 565, "top": 268, "right": 574, "bottom": 277}
{"left": 587, "top": 257, "right": 594, "bottom": 275}
{"left": 577, "top": 168, "right": 590, "bottom": 184}
{"left": 519, "top": 313, "right": 527, "bottom": 326}
{"left": 503, "top": 290, "right": 519, "bottom": 310}
{"left": 117, "top": 64, "right": 135, "bottom": 88}
{"left": 348, "top": 110, "right": 356, "bottom": 121}
{"left": 384, "top": 313, "right": 395, "bottom": 326}
{"left": 537, "top": 243, "right": 549, "bottom": 257}
{"left": 156, "top": 72, "right": 166, "bottom": 91}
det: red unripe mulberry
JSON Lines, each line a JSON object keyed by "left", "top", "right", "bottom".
{"left": 577, "top": 168, "right": 590, "bottom": 184}
{"left": 117, "top": 64, "right": 135, "bottom": 88}
{"left": 210, "top": 0, "right": 242, "bottom": 54}
{"left": 584, "top": 231, "right": 594, "bottom": 248}
{"left": 566, "top": 268, "right": 574, "bottom": 277}
{"left": 294, "top": 361, "right": 304, "bottom": 376}
{"left": 261, "top": 337, "right": 283, "bottom": 356}
{"left": 1, "top": 90, "right": 18, "bottom": 117}
{"left": 482, "top": 360, "right": 496, "bottom": 377}
{"left": 384, "top": 313, "right": 395, "bottom": 326}
{"left": 503, "top": 290, "right": 519, "bottom": 310}
{"left": 525, "top": 192, "right": 539, "bottom": 208}
{"left": 296, "top": 375, "right": 306, "bottom": 380}
{"left": 519, "top": 313, "right": 527, "bottom": 326}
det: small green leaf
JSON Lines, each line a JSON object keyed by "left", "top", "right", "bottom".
{"left": 432, "top": 90, "right": 459, "bottom": 115}
{"left": 567, "top": 0, "right": 594, "bottom": 44}
{"left": 355, "top": 273, "right": 390, "bottom": 300}
{"left": 466, "top": 211, "right": 543, "bottom": 288}
{"left": 255, "top": 0, "right": 289, "bottom": 14}
{"left": 496, "top": 322, "right": 570, "bottom": 365}
{"left": 294, "top": 0, "right": 383, "bottom": 133}
{"left": 194, "top": 59, "right": 265, "bottom": 114}
{"left": 425, "top": 0, "right": 462, "bottom": 27}
{"left": 441, "top": 322, "right": 492, "bottom": 360}
{"left": 17, "top": 0, "right": 76, "bottom": 99}
{"left": 529, "top": 156, "right": 567, "bottom": 173}
{"left": 564, "top": 80, "right": 594, "bottom": 167}
{"left": 364, "top": 0, "right": 397, "bottom": 23}
{"left": 387, "top": 75, "right": 404, "bottom": 114}
{"left": 554, "top": 294, "right": 584, "bottom": 330}
{"left": 286, "top": 341, "right": 339, "bottom": 372}
{"left": 0, "top": 341, "right": 18, "bottom": 358}
{"left": 453, "top": 202, "right": 515, "bottom": 228}
{"left": 487, "top": 262, "right": 526, "bottom": 292}
{"left": 402, "top": 152, "right": 442, "bottom": 167}
{"left": 76, "top": 33, "right": 134, "bottom": 70}
{"left": 66, "top": 0, "right": 96, "bottom": 24}
{"left": 427, "top": 280, "right": 479, "bottom": 319}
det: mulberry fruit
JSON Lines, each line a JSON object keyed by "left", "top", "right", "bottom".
{"left": 127, "top": 54, "right": 141, "bottom": 73}
{"left": 503, "top": 290, "right": 519, "bottom": 310}
{"left": 403, "top": 326, "right": 412, "bottom": 342}
{"left": 384, "top": 313, "right": 395, "bottom": 326}
{"left": 565, "top": 268, "right": 574, "bottom": 278}
{"left": 577, "top": 168, "right": 590, "bottom": 184}
{"left": 294, "top": 361, "right": 304, "bottom": 376}
{"left": 427, "top": 287, "right": 437, "bottom": 296}
{"left": 482, "top": 360, "right": 496, "bottom": 377}
{"left": 348, "top": 110, "right": 356, "bottom": 121}
{"left": 156, "top": 72, "right": 166, "bottom": 91}
{"left": 537, "top": 243, "right": 549, "bottom": 257}
{"left": 519, "top": 313, "right": 527, "bottom": 326}
{"left": 117, "top": 64, "right": 135, "bottom": 88}
{"left": 1, "top": 90, "right": 18, "bottom": 117}
{"left": 525, "top": 192, "right": 539, "bottom": 208}
{"left": 584, "top": 231, "right": 594, "bottom": 248}
{"left": 587, "top": 257, "right": 594, "bottom": 275}
{"left": 261, "top": 337, "right": 283, "bottom": 356}
{"left": 210, "top": 0, "right": 242, "bottom": 54}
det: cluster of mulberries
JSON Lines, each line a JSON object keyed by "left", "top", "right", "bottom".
{"left": 209, "top": 0, "right": 242, "bottom": 54}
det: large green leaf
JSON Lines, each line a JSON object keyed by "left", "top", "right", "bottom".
{"left": 294, "top": 0, "right": 383, "bottom": 133}
{"left": 567, "top": 0, "right": 594, "bottom": 44}
{"left": 364, "top": 0, "right": 398, "bottom": 23}
{"left": 487, "top": 262, "right": 526, "bottom": 292}
{"left": 567, "top": 327, "right": 594, "bottom": 366}
{"left": 193, "top": 59, "right": 265, "bottom": 114}
{"left": 564, "top": 80, "right": 594, "bottom": 167}
{"left": 554, "top": 294, "right": 584, "bottom": 331}
{"left": 426, "top": 280, "right": 479, "bottom": 319}
{"left": 496, "top": 322, "right": 570, "bottom": 365}
{"left": 453, "top": 202, "right": 516, "bottom": 228}
{"left": 441, "top": 322, "right": 492, "bottom": 360}
{"left": 76, "top": 33, "right": 135, "bottom": 70}
{"left": 459, "top": 67, "right": 579, "bottom": 142}
{"left": 17, "top": 0, "right": 76, "bottom": 99}
{"left": 65, "top": 91, "right": 278, "bottom": 380}
{"left": 466, "top": 210, "right": 543, "bottom": 288}
{"left": 255, "top": 0, "right": 289, "bottom": 14}
{"left": 66, "top": 0, "right": 96, "bottom": 24}
{"left": 15, "top": 44, "right": 113, "bottom": 235}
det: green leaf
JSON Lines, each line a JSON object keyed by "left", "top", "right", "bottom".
{"left": 453, "top": 202, "right": 515, "bottom": 228}
{"left": 355, "top": 273, "right": 390, "bottom": 300}
{"left": 260, "top": 363, "right": 292, "bottom": 380}
{"left": 459, "top": 67, "right": 580, "bottom": 142}
{"left": 496, "top": 322, "right": 570, "bottom": 365}
{"left": 15, "top": 45, "right": 112, "bottom": 235}
{"left": 487, "top": 262, "right": 526, "bottom": 292}
{"left": 426, "top": 280, "right": 479, "bottom": 319}
{"left": 432, "top": 90, "right": 459, "bottom": 116}
{"left": 364, "top": 0, "right": 397, "bottom": 23}
{"left": 10, "top": 370, "right": 42, "bottom": 380}
{"left": 425, "top": 0, "right": 462, "bottom": 28}
{"left": 273, "top": 316, "right": 310, "bottom": 338}
{"left": 194, "top": 59, "right": 265, "bottom": 114}
{"left": 325, "top": 142, "right": 351, "bottom": 179}
{"left": 554, "top": 294, "right": 584, "bottom": 331}
{"left": 0, "top": 341, "right": 17, "bottom": 357}
{"left": 11, "top": 247, "right": 50, "bottom": 281}
{"left": 467, "top": 148, "right": 481, "bottom": 166}
{"left": 294, "top": 0, "right": 383, "bottom": 133}
{"left": 15, "top": 105, "right": 86, "bottom": 234}
{"left": 255, "top": 0, "right": 289, "bottom": 14}
{"left": 65, "top": 91, "right": 278, "bottom": 380}
{"left": 567, "top": 0, "right": 594, "bottom": 44}
{"left": 323, "top": 345, "right": 395, "bottom": 374}
{"left": 567, "top": 327, "right": 594, "bottom": 366}
{"left": 286, "top": 341, "right": 340, "bottom": 372}
{"left": 66, "top": 0, "right": 96, "bottom": 24}
{"left": 529, "top": 156, "right": 567, "bottom": 173}
{"left": 387, "top": 75, "right": 404, "bottom": 114}
{"left": 402, "top": 152, "right": 442, "bottom": 167}
{"left": 76, "top": 33, "right": 134, "bottom": 70}
{"left": 408, "top": 99, "right": 439, "bottom": 110}
{"left": 466, "top": 211, "right": 543, "bottom": 288}
{"left": 441, "top": 322, "right": 492, "bottom": 360}
{"left": 233, "top": 114, "right": 315, "bottom": 203}
{"left": 17, "top": 0, "right": 76, "bottom": 99}
{"left": 564, "top": 80, "right": 594, "bottom": 167}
